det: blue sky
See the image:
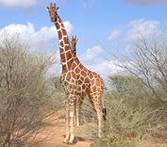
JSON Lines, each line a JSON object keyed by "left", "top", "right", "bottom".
{"left": 0, "top": 0, "right": 167, "bottom": 78}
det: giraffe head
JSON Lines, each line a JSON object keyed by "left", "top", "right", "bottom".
{"left": 47, "top": 3, "right": 59, "bottom": 22}
{"left": 71, "top": 36, "right": 78, "bottom": 51}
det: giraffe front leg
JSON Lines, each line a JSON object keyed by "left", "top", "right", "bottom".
{"left": 97, "top": 112, "right": 102, "bottom": 138}
{"left": 94, "top": 103, "right": 103, "bottom": 138}
{"left": 76, "top": 106, "right": 80, "bottom": 127}
{"left": 63, "top": 107, "right": 70, "bottom": 143}
{"left": 68, "top": 109, "right": 75, "bottom": 144}
{"left": 76, "top": 98, "right": 80, "bottom": 127}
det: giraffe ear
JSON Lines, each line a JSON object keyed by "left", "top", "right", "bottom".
{"left": 57, "top": 6, "right": 59, "bottom": 10}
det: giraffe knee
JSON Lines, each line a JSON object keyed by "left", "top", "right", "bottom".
{"left": 69, "top": 111, "right": 74, "bottom": 117}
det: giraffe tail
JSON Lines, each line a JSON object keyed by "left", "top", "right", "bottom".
{"left": 102, "top": 107, "right": 107, "bottom": 121}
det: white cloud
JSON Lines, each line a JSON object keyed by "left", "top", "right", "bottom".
{"left": 64, "top": 21, "right": 73, "bottom": 33}
{"left": 0, "top": 21, "right": 73, "bottom": 52}
{"left": 0, "top": 0, "right": 39, "bottom": 8}
{"left": 108, "top": 29, "right": 121, "bottom": 41}
{"left": 81, "top": 45, "right": 103, "bottom": 64}
{"left": 107, "top": 19, "right": 162, "bottom": 44}
{"left": 126, "top": 19, "right": 161, "bottom": 42}
{"left": 88, "top": 59, "right": 124, "bottom": 78}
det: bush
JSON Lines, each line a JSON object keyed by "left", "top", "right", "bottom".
{"left": 47, "top": 76, "right": 65, "bottom": 110}
{"left": 0, "top": 36, "right": 52, "bottom": 146}
{"left": 92, "top": 38, "right": 167, "bottom": 146}
{"left": 92, "top": 75, "right": 167, "bottom": 146}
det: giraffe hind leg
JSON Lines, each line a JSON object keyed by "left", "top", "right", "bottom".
{"left": 76, "top": 101, "right": 80, "bottom": 127}
{"left": 89, "top": 94, "right": 103, "bottom": 138}
{"left": 75, "top": 96, "right": 83, "bottom": 127}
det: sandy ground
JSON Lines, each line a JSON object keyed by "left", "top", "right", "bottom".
{"left": 33, "top": 110, "right": 167, "bottom": 147}
{"left": 35, "top": 110, "right": 93, "bottom": 147}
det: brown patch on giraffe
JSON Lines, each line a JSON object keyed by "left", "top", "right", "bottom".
{"left": 89, "top": 73, "right": 93, "bottom": 78}
{"left": 60, "top": 50, "right": 64, "bottom": 55}
{"left": 71, "top": 71, "right": 77, "bottom": 79}
{"left": 71, "top": 62, "right": 77, "bottom": 69}
{"left": 64, "top": 37, "right": 68, "bottom": 44}
{"left": 62, "top": 29, "right": 67, "bottom": 36}
{"left": 81, "top": 70, "right": 86, "bottom": 77}
{"left": 62, "top": 65, "right": 67, "bottom": 73}
{"left": 82, "top": 84, "right": 86, "bottom": 90}
{"left": 63, "top": 80, "right": 68, "bottom": 86}
{"left": 55, "top": 22, "right": 60, "bottom": 30}
{"left": 77, "top": 80, "right": 82, "bottom": 85}
{"left": 75, "top": 58, "right": 80, "bottom": 64}
{"left": 75, "top": 67, "right": 80, "bottom": 73}
{"left": 65, "top": 72, "right": 70, "bottom": 79}
{"left": 71, "top": 79, "right": 76, "bottom": 83}
{"left": 80, "top": 76, "right": 84, "bottom": 81}
{"left": 60, "top": 23, "right": 64, "bottom": 28}
{"left": 65, "top": 61, "right": 72, "bottom": 71}
{"left": 69, "top": 84, "right": 75, "bottom": 89}
{"left": 84, "top": 77, "right": 89, "bottom": 83}
{"left": 64, "top": 45, "right": 69, "bottom": 51}
{"left": 79, "top": 64, "right": 83, "bottom": 69}
{"left": 60, "top": 53, "right": 66, "bottom": 60}
{"left": 58, "top": 30, "right": 62, "bottom": 40}
{"left": 66, "top": 54, "right": 73, "bottom": 64}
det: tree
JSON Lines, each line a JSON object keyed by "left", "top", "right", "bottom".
{"left": 118, "top": 38, "right": 167, "bottom": 103}
{"left": 0, "top": 36, "right": 52, "bottom": 146}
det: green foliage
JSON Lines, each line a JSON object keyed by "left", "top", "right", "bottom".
{"left": 109, "top": 75, "right": 143, "bottom": 94}
{"left": 92, "top": 74, "right": 167, "bottom": 146}
{"left": 80, "top": 96, "right": 96, "bottom": 124}
{"left": 47, "top": 76, "right": 65, "bottom": 110}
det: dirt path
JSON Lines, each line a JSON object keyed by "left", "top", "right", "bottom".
{"left": 34, "top": 110, "right": 167, "bottom": 147}
{"left": 35, "top": 110, "right": 92, "bottom": 147}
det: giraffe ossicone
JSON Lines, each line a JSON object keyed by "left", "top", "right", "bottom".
{"left": 47, "top": 3, "right": 106, "bottom": 144}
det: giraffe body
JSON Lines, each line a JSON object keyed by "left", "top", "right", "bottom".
{"left": 47, "top": 3, "right": 106, "bottom": 144}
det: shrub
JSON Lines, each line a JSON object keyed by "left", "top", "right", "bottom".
{"left": 0, "top": 36, "right": 52, "bottom": 146}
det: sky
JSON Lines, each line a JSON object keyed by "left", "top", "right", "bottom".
{"left": 0, "top": 0, "right": 167, "bottom": 80}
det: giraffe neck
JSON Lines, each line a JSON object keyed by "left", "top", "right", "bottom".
{"left": 72, "top": 45, "right": 76, "bottom": 57}
{"left": 54, "top": 15, "right": 73, "bottom": 73}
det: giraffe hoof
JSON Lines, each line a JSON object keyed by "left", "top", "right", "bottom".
{"left": 63, "top": 140, "right": 69, "bottom": 144}
{"left": 63, "top": 136, "right": 70, "bottom": 144}
{"left": 68, "top": 139, "right": 75, "bottom": 144}
{"left": 68, "top": 135, "right": 75, "bottom": 144}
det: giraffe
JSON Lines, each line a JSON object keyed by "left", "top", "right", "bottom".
{"left": 70, "top": 36, "right": 106, "bottom": 126}
{"left": 70, "top": 36, "right": 78, "bottom": 57}
{"left": 47, "top": 3, "right": 106, "bottom": 144}
{"left": 70, "top": 35, "right": 81, "bottom": 127}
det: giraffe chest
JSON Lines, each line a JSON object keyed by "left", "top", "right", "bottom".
{"left": 60, "top": 71, "right": 90, "bottom": 95}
